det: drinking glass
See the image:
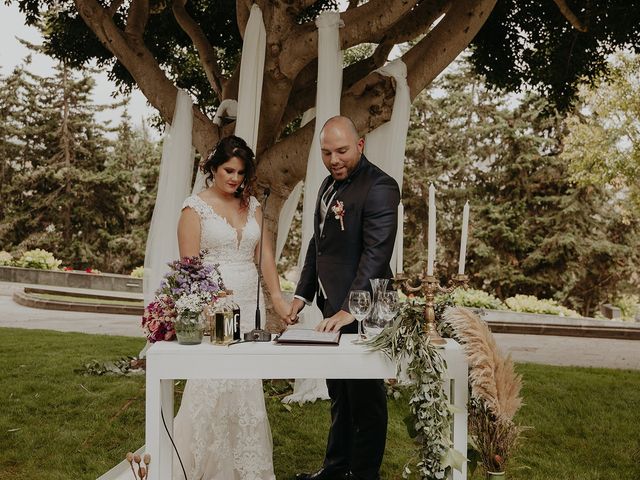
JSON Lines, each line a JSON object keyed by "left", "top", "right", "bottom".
{"left": 365, "top": 290, "right": 401, "bottom": 337}
{"left": 349, "top": 290, "right": 372, "bottom": 344}
{"left": 377, "top": 291, "right": 401, "bottom": 326}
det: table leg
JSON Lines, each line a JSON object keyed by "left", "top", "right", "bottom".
{"left": 158, "top": 379, "right": 175, "bottom": 479}
{"left": 145, "top": 366, "right": 175, "bottom": 480}
{"left": 145, "top": 373, "right": 161, "bottom": 480}
{"left": 450, "top": 351, "right": 468, "bottom": 480}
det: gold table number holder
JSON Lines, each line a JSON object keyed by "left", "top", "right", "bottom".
{"left": 394, "top": 270, "right": 469, "bottom": 346}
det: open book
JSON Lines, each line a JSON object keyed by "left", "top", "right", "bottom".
{"left": 274, "top": 328, "right": 341, "bottom": 345}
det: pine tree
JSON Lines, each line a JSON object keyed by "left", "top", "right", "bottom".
{"left": 103, "top": 109, "right": 161, "bottom": 272}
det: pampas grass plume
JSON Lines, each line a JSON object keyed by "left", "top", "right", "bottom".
{"left": 445, "top": 306, "right": 522, "bottom": 421}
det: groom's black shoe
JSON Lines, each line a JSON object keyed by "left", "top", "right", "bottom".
{"left": 294, "top": 467, "right": 351, "bottom": 480}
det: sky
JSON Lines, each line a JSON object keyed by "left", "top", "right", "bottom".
{"left": 0, "top": 3, "right": 156, "bottom": 137}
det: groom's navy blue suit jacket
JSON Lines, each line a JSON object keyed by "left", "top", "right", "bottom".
{"left": 295, "top": 154, "right": 400, "bottom": 327}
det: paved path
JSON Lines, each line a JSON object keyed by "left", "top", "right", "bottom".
{"left": 1, "top": 282, "right": 638, "bottom": 370}
{"left": 0, "top": 282, "right": 143, "bottom": 338}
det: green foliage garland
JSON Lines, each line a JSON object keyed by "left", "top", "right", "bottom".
{"left": 367, "top": 302, "right": 454, "bottom": 479}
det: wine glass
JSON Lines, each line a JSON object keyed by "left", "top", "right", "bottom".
{"left": 366, "top": 290, "right": 400, "bottom": 337}
{"left": 377, "top": 291, "right": 401, "bottom": 328}
{"left": 348, "top": 290, "right": 372, "bottom": 344}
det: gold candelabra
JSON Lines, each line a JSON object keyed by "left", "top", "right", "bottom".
{"left": 394, "top": 269, "right": 469, "bottom": 346}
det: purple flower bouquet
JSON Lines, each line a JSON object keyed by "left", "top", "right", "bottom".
{"left": 141, "top": 251, "right": 225, "bottom": 342}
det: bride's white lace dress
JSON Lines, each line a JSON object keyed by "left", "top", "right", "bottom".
{"left": 172, "top": 194, "right": 275, "bottom": 480}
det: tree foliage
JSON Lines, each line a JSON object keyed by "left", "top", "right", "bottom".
{"left": 470, "top": 0, "right": 640, "bottom": 111}
{"left": 560, "top": 52, "right": 640, "bottom": 209}
{"left": 404, "top": 59, "right": 640, "bottom": 316}
{"left": 0, "top": 50, "right": 161, "bottom": 272}
{"left": 11, "top": 0, "right": 639, "bottom": 227}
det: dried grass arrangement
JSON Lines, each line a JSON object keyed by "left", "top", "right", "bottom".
{"left": 442, "top": 307, "right": 526, "bottom": 475}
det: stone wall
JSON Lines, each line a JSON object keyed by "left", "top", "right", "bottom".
{"left": 0, "top": 266, "right": 142, "bottom": 293}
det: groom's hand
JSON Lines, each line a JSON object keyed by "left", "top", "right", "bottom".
{"left": 316, "top": 310, "right": 354, "bottom": 332}
{"left": 285, "top": 298, "right": 305, "bottom": 325}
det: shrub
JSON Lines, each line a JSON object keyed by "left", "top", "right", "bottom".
{"left": 15, "top": 249, "right": 62, "bottom": 270}
{"left": 504, "top": 294, "right": 581, "bottom": 317}
{"left": 130, "top": 266, "right": 144, "bottom": 278}
{"left": 0, "top": 251, "right": 13, "bottom": 266}
{"left": 449, "top": 288, "right": 505, "bottom": 310}
{"left": 279, "top": 277, "right": 296, "bottom": 293}
{"left": 612, "top": 294, "right": 639, "bottom": 321}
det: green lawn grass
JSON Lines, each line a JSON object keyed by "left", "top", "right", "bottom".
{"left": 1, "top": 327, "right": 638, "bottom": 479}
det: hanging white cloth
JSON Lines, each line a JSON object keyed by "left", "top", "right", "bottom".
{"left": 235, "top": 4, "right": 266, "bottom": 151}
{"left": 276, "top": 181, "right": 303, "bottom": 261}
{"left": 143, "top": 89, "right": 195, "bottom": 307}
{"left": 191, "top": 2, "right": 263, "bottom": 195}
{"left": 282, "top": 12, "right": 344, "bottom": 405}
{"left": 364, "top": 59, "right": 410, "bottom": 274}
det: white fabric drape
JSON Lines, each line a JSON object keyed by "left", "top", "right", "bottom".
{"left": 191, "top": 2, "right": 264, "bottom": 195}
{"left": 363, "top": 59, "right": 410, "bottom": 274}
{"left": 235, "top": 4, "right": 266, "bottom": 151}
{"left": 144, "top": 89, "right": 195, "bottom": 307}
{"left": 282, "top": 12, "right": 344, "bottom": 405}
{"left": 276, "top": 179, "right": 303, "bottom": 262}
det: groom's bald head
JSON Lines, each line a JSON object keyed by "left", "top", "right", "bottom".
{"left": 320, "top": 115, "right": 365, "bottom": 181}
{"left": 321, "top": 115, "right": 360, "bottom": 142}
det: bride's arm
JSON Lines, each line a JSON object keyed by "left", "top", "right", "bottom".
{"left": 254, "top": 206, "right": 292, "bottom": 323}
{"left": 177, "top": 207, "right": 201, "bottom": 258}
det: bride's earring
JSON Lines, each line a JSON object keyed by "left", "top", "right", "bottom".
{"left": 234, "top": 180, "right": 245, "bottom": 198}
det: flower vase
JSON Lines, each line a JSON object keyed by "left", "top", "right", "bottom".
{"left": 174, "top": 312, "right": 204, "bottom": 345}
{"left": 486, "top": 472, "right": 505, "bottom": 480}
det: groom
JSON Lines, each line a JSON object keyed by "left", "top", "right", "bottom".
{"left": 289, "top": 115, "right": 400, "bottom": 480}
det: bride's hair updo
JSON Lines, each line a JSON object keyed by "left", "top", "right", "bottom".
{"left": 202, "top": 135, "right": 256, "bottom": 206}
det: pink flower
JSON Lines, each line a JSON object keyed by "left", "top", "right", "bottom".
{"left": 331, "top": 200, "right": 345, "bottom": 231}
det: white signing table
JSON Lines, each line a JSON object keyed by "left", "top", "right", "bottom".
{"left": 145, "top": 335, "right": 468, "bottom": 480}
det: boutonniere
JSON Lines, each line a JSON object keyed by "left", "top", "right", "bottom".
{"left": 331, "top": 200, "right": 345, "bottom": 231}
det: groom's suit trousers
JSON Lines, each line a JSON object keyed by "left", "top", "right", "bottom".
{"left": 321, "top": 302, "right": 388, "bottom": 480}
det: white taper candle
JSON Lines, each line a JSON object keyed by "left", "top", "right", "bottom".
{"left": 396, "top": 202, "right": 404, "bottom": 274}
{"left": 458, "top": 201, "right": 470, "bottom": 275}
{"left": 427, "top": 183, "right": 436, "bottom": 276}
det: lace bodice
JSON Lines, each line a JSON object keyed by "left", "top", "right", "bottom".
{"left": 182, "top": 194, "right": 260, "bottom": 264}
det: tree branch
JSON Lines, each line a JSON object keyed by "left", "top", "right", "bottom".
{"left": 552, "top": 0, "right": 588, "bottom": 33}
{"left": 339, "top": 0, "right": 418, "bottom": 48}
{"left": 124, "top": 0, "right": 149, "bottom": 40}
{"left": 291, "top": 0, "right": 320, "bottom": 13}
{"left": 172, "top": 0, "right": 224, "bottom": 99}
{"left": 258, "top": 71, "right": 395, "bottom": 191}
{"left": 279, "top": 42, "right": 394, "bottom": 133}
{"left": 236, "top": 0, "right": 251, "bottom": 38}
{"left": 107, "top": 0, "right": 124, "bottom": 17}
{"left": 281, "top": 0, "right": 417, "bottom": 80}
{"left": 403, "top": 0, "right": 496, "bottom": 100}
{"left": 347, "top": 0, "right": 359, "bottom": 9}
{"left": 372, "top": 41, "right": 394, "bottom": 67}
{"left": 74, "top": 0, "right": 218, "bottom": 155}
{"left": 254, "top": 2, "right": 303, "bottom": 151}
{"left": 381, "top": 0, "right": 451, "bottom": 45}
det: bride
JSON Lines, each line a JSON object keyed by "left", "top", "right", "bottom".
{"left": 173, "top": 135, "right": 290, "bottom": 479}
